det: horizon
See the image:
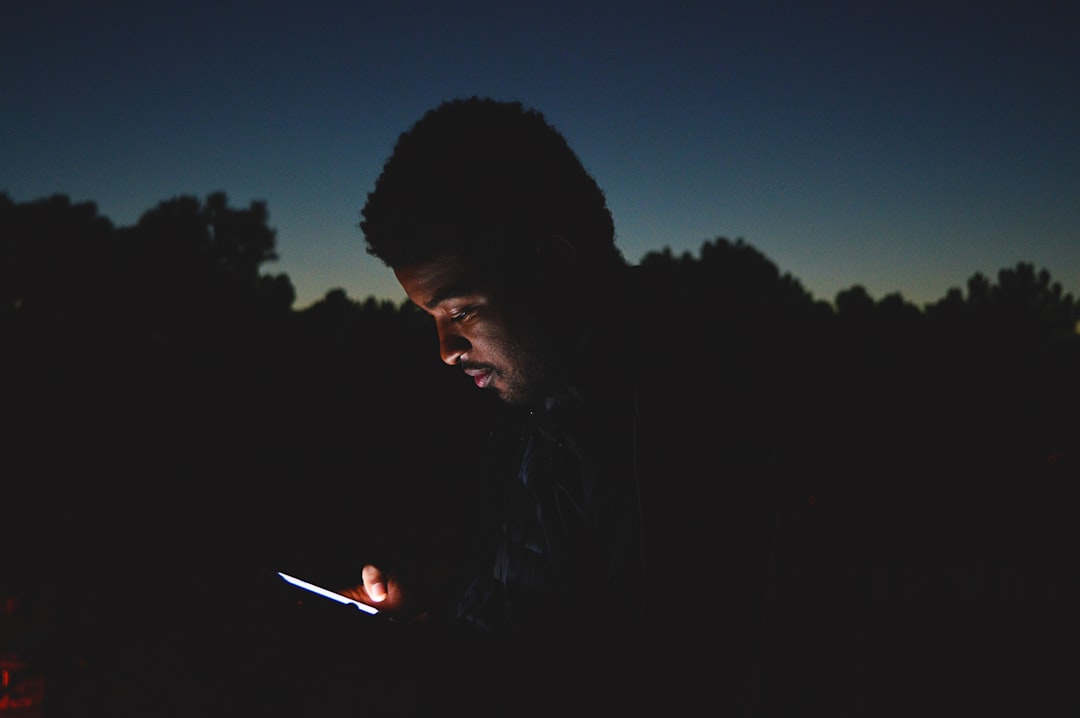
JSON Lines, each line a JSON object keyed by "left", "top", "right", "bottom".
{"left": 3, "top": 1, "right": 1077, "bottom": 309}
{"left": 8, "top": 186, "right": 1077, "bottom": 315}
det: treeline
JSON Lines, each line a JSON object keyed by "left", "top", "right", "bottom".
{"left": 1, "top": 192, "right": 487, "bottom": 587}
{"left": 2, "top": 191, "right": 1077, "bottom": 589}
{"left": 3, "top": 191, "right": 1077, "bottom": 714}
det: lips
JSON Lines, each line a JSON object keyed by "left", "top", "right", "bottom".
{"left": 464, "top": 367, "right": 493, "bottom": 389}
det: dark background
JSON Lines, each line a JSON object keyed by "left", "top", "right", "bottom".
{"left": 2, "top": 193, "right": 1076, "bottom": 716}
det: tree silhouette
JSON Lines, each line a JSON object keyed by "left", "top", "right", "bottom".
{"left": 114, "top": 191, "right": 294, "bottom": 345}
{"left": 637, "top": 236, "right": 832, "bottom": 383}
{"left": 2, "top": 191, "right": 1076, "bottom": 716}
{"left": 0, "top": 192, "right": 115, "bottom": 326}
{"left": 927, "top": 262, "right": 1078, "bottom": 357}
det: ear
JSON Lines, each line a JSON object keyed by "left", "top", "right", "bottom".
{"left": 534, "top": 234, "right": 579, "bottom": 281}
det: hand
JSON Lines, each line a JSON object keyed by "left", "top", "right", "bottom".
{"left": 339, "top": 564, "right": 430, "bottom": 623}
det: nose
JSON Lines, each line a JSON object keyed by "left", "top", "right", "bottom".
{"left": 436, "top": 320, "right": 469, "bottom": 365}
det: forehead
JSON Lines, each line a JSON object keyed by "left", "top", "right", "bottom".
{"left": 394, "top": 254, "right": 489, "bottom": 310}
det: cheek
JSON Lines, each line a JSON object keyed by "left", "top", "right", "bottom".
{"left": 470, "top": 312, "right": 520, "bottom": 351}
{"left": 472, "top": 325, "right": 515, "bottom": 360}
{"left": 473, "top": 306, "right": 553, "bottom": 367}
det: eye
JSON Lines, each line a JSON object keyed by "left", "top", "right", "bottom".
{"left": 449, "top": 306, "right": 475, "bottom": 323}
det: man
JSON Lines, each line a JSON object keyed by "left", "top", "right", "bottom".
{"left": 342, "top": 97, "right": 774, "bottom": 715}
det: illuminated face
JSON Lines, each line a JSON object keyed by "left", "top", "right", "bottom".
{"left": 395, "top": 254, "right": 558, "bottom": 406}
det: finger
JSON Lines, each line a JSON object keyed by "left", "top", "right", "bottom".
{"left": 362, "top": 564, "right": 388, "bottom": 603}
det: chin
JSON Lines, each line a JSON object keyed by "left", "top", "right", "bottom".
{"left": 495, "top": 391, "right": 528, "bottom": 407}
{"left": 491, "top": 383, "right": 532, "bottom": 407}
{"left": 502, "top": 385, "right": 552, "bottom": 409}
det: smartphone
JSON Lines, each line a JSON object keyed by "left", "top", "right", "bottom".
{"left": 277, "top": 571, "right": 380, "bottom": 615}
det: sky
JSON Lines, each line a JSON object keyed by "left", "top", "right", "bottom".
{"left": 3, "top": 0, "right": 1077, "bottom": 309}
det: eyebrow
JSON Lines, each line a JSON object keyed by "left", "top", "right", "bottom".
{"left": 424, "top": 279, "right": 480, "bottom": 311}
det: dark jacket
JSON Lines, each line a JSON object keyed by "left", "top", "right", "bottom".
{"left": 447, "top": 369, "right": 645, "bottom": 713}
{"left": 439, "top": 266, "right": 778, "bottom": 714}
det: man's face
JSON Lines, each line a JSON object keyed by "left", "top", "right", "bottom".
{"left": 395, "top": 254, "right": 558, "bottom": 406}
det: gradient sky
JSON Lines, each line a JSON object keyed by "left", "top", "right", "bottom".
{"left": 3, "top": 1, "right": 1077, "bottom": 309}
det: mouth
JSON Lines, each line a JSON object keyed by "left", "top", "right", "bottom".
{"left": 464, "top": 367, "right": 493, "bottom": 389}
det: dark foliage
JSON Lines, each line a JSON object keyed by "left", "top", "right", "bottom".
{"left": 1, "top": 193, "right": 1075, "bottom": 715}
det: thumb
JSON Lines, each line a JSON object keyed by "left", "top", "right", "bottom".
{"left": 362, "top": 564, "right": 389, "bottom": 603}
